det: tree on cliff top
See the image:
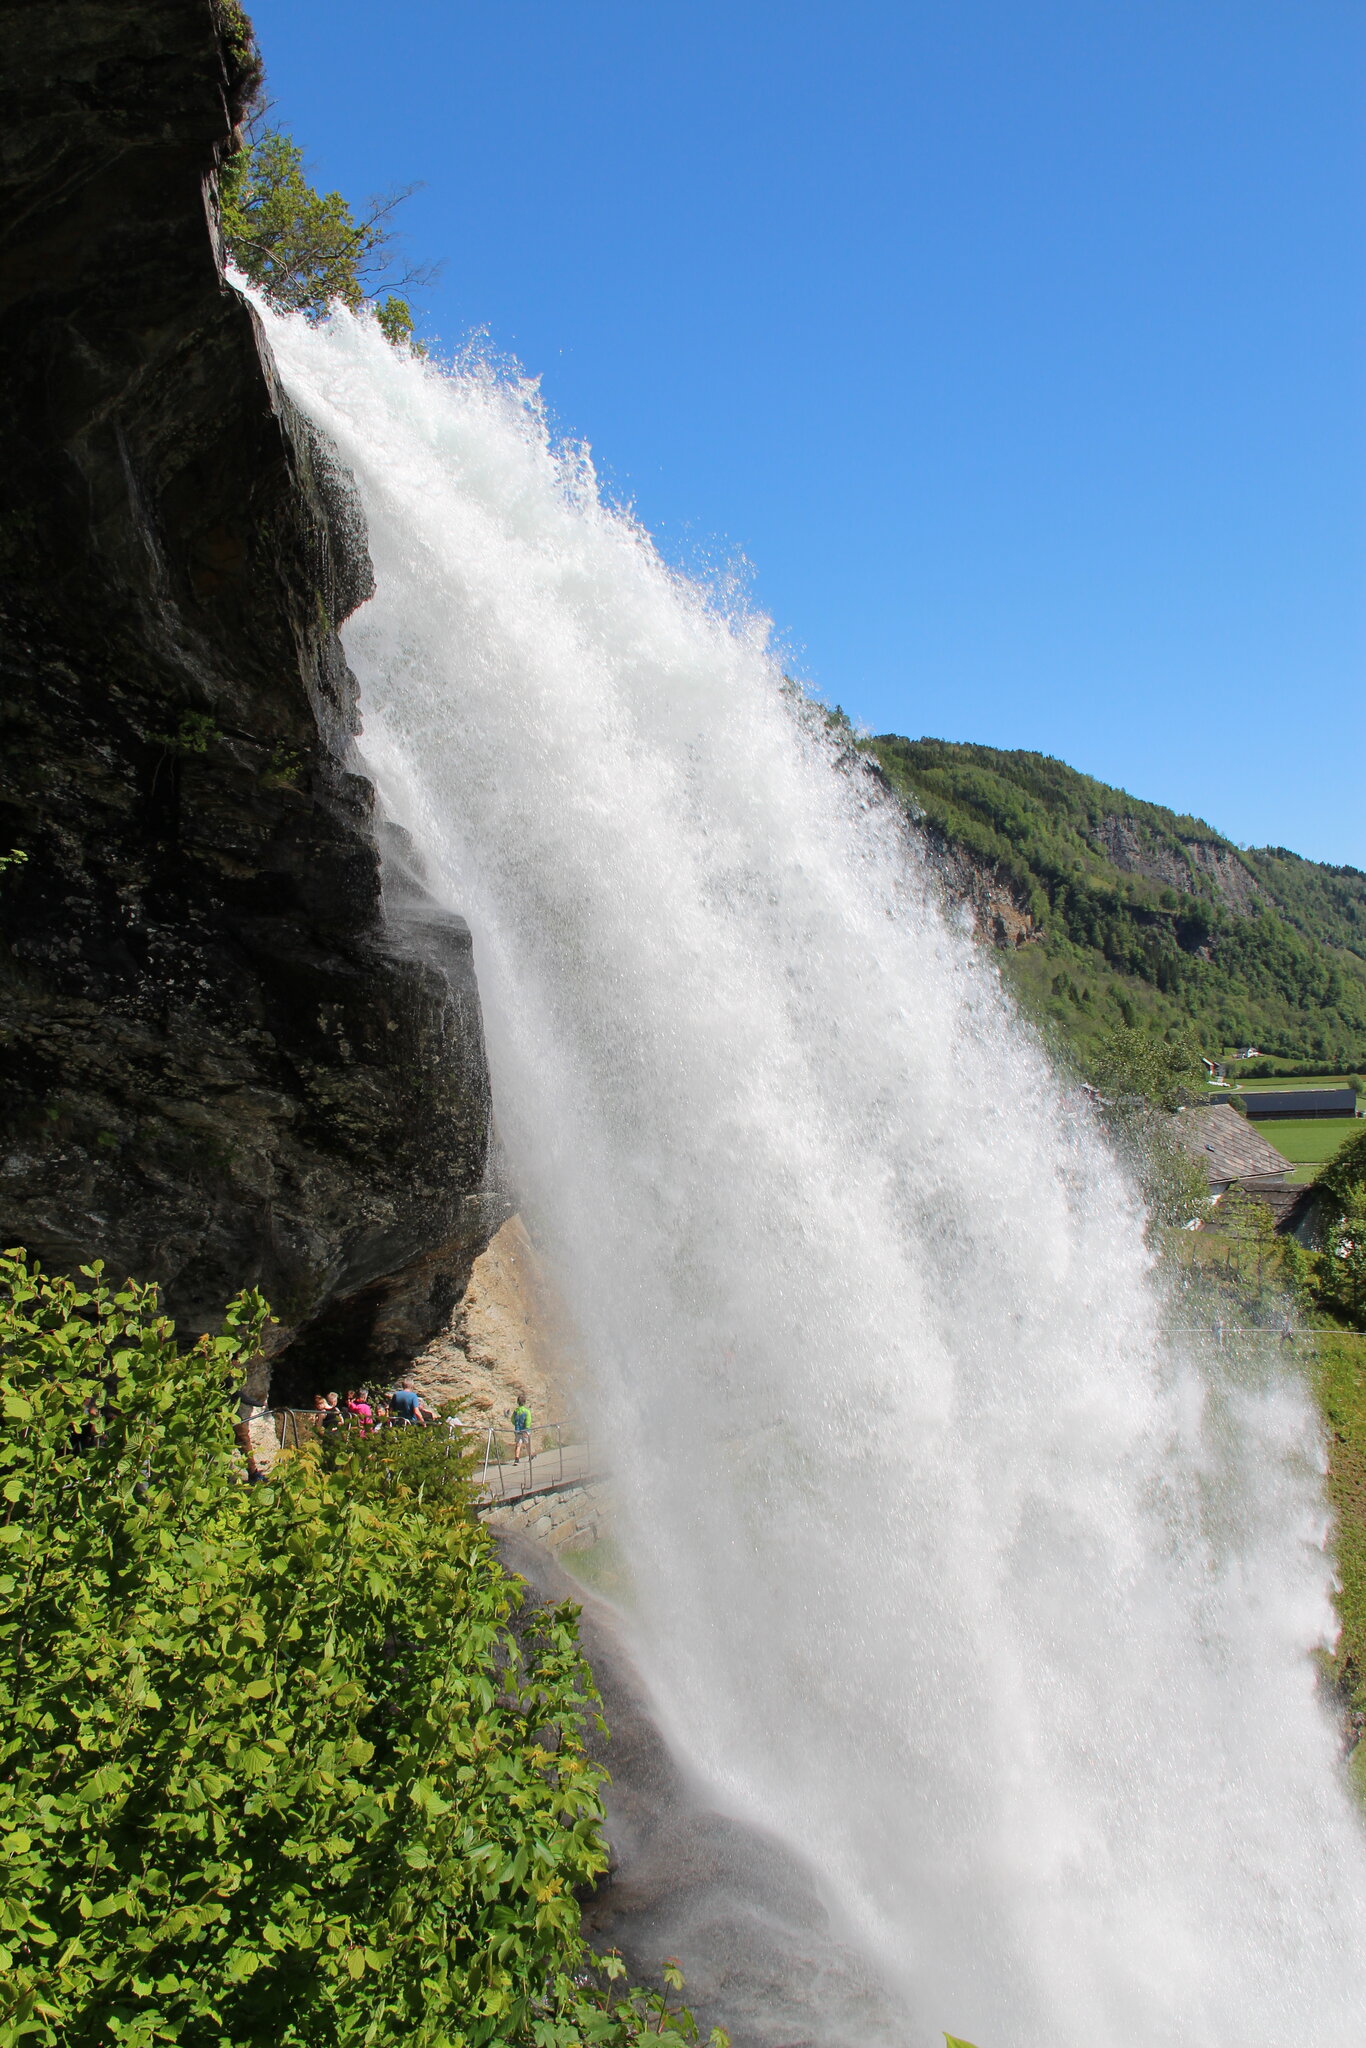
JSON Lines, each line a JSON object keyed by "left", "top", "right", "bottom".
{"left": 220, "top": 117, "right": 428, "bottom": 348}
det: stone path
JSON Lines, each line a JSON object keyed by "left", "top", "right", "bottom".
{"left": 474, "top": 1435, "right": 601, "bottom": 1505}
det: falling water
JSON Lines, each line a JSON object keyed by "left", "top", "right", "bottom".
{"left": 262, "top": 301, "right": 1366, "bottom": 2046}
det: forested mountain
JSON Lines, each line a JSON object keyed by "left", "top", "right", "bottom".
{"left": 867, "top": 735, "right": 1366, "bottom": 1068}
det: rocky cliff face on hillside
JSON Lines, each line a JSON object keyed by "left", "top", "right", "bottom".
{"left": 921, "top": 826, "right": 1042, "bottom": 952}
{"left": 1090, "top": 814, "right": 1269, "bottom": 920}
{"left": 0, "top": 0, "right": 498, "bottom": 1387}
{"left": 870, "top": 733, "right": 1366, "bottom": 1064}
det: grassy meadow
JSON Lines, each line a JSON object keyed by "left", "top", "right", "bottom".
{"left": 1253, "top": 1118, "right": 1364, "bottom": 1183}
{"left": 1195, "top": 1072, "right": 1362, "bottom": 1183}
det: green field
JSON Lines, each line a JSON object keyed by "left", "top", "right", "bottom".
{"left": 1256, "top": 1117, "right": 1364, "bottom": 1183}
{"left": 1226, "top": 1074, "right": 1361, "bottom": 1094}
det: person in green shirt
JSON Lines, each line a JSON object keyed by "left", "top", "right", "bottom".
{"left": 510, "top": 1398, "right": 532, "bottom": 1462}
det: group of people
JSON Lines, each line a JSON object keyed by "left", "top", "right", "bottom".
{"left": 310, "top": 1383, "right": 438, "bottom": 1433}
{"left": 306, "top": 1388, "right": 537, "bottom": 1460}
{"left": 225, "top": 1383, "right": 535, "bottom": 1485}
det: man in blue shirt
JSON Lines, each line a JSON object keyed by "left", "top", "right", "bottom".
{"left": 389, "top": 1384, "right": 435, "bottom": 1426}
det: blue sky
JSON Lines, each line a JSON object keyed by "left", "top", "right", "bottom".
{"left": 247, "top": 0, "right": 1364, "bottom": 866}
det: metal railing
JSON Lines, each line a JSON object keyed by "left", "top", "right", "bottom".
{"left": 271, "top": 1408, "right": 304, "bottom": 1450}
{"left": 267, "top": 1407, "right": 493, "bottom": 1449}
{"left": 1168, "top": 1326, "right": 1366, "bottom": 1344}
{"left": 265, "top": 1409, "right": 602, "bottom": 1502}
{"left": 475, "top": 1420, "right": 598, "bottom": 1502}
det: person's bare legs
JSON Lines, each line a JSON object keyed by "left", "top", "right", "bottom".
{"left": 234, "top": 1418, "right": 262, "bottom": 1482}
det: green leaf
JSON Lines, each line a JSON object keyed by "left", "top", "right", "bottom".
{"left": 0, "top": 1248, "right": 667, "bottom": 2045}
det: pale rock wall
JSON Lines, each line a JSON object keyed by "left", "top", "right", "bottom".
{"left": 1093, "top": 815, "right": 1271, "bottom": 916}
{"left": 482, "top": 1479, "right": 612, "bottom": 1554}
{"left": 407, "top": 1215, "right": 578, "bottom": 1429}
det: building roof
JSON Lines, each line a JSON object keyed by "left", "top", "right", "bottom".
{"left": 1174, "top": 1104, "right": 1293, "bottom": 1186}
{"left": 1243, "top": 1089, "right": 1357, "bottom": 1120}
{"left": 1251, "top": 1183, "right": 1317, "bottom": 1234}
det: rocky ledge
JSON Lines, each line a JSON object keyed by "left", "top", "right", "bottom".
{"left": 0, "top": 0, "right": 497, "bottom": 1386}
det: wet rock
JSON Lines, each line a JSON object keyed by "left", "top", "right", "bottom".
{"left": 0, "top": 1, "right": 494, "bottom": 1372}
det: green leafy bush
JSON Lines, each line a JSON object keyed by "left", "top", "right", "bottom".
{"left": 1309, "top": 1331, "right": 1366, "bottom": 1762}
{"left": 1306, "top": 1130, "right": 1366, "bottom": 1331}
{"left": 1071, "top": 1025, "right": 1210, "bottom": 1233}
{"left": 1318, "top": 1190, "right": 1366, "bottom": 1330}
{"left": 0, "top": 1252, "right": 717, "bottom": 2047}
{"left": 1316, "top": 1126, "right": 1366, "bottom": 1214}
{"left": 222, "top": 131, "right": 379, "bottom": 315}
{"left": 1088, "top": 1023, "right": 1204, "bottom": 1111}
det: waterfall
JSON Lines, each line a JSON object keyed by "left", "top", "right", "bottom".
{"left": 262, "top": 300, "right": 1366, "bottom": 2046}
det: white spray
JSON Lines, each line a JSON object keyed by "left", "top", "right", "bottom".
{"left": 263, "top": 300, "right": 1366, "bottom": 2046}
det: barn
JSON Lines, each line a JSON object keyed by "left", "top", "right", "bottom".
{"left": 1242, "top": 1089, "right": 1358, "bottom": 1121}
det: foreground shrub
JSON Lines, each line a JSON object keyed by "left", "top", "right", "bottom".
{"left": 0, "top": 1252, "right": 717, "bottom": 2047}
{"left": 1316, "top": 1125, "right": 1366, "bottom": 1215}
{"left": 1312, "top": 1132, "right": 1366, "bottom": 1331}
{"left": 1309, "top": 1329, "right": 1366, "bottom": 1787}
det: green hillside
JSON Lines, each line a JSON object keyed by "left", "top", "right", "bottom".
{"left": 867, "top": 734, "right": 1366, "bottom": 1068}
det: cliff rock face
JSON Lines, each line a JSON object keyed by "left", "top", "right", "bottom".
{"left": 408, "top": 1215, "right": 577, "bottom": 1432}
{"left": 924, "top": 828, "right": 1042, "bottom": 951}
{"left": 1092, "top": 815, "right": 1270, "bottom": 918}
{"left": 0, "top": 0, "right": 497, "bottom": 1384}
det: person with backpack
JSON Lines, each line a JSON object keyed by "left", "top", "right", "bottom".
{"left": 510, "top": 1397, "right": 532, "bottom": 1462}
